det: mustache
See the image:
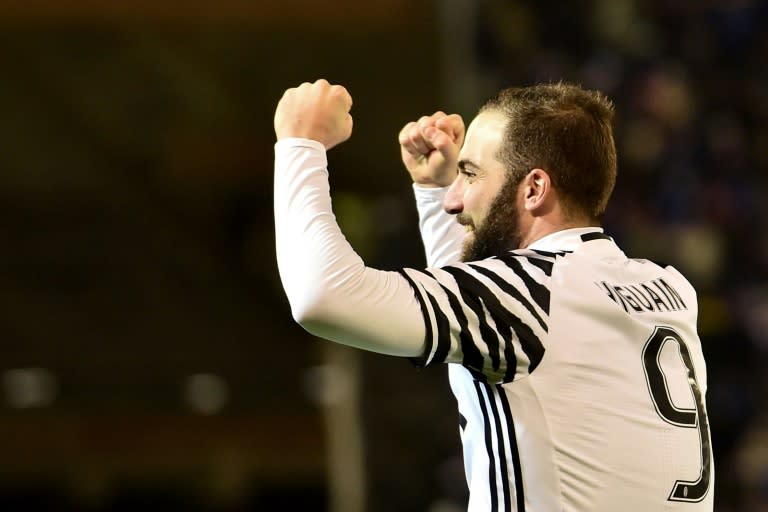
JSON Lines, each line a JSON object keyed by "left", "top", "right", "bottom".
{"left": 456, "top": 213, "right": 474, "bottom": 228}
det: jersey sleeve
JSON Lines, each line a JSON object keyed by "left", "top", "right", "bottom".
{"left": 412, "top": 185, "right": 466, "bottom": 267}
{"left": 275, "top": 138, "right": 552, "bottom": 382}
{"left": 274, "top": 138, "right": 428, "bottom": 357}
{"left": 400, "top": 252, "right": 554, "bottom": 383}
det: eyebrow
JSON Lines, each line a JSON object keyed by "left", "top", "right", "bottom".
{"left": 457, "top": 159, "right": 480, "bottom": 172}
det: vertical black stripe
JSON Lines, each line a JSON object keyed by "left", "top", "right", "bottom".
{"left": 440, "top": 267, "right": 518, "bottom": 382}
{"left": 425, "top": 291, "right": 452, "bottom": 364}
{"left": 497, "top": 384, "right": 525, "bottom": 511}
{"left": 475, "top": 382, "right": 499, "bottom": 512}
{"left": 486, "top": 385, "right": 512, "bottom": 511}
{"left": 423, "top": 270, "right": 486, "bottom": 379}
{"left": 496, "top": 255, "right": 551, "bottom": 314}
{"left": 462, "top": 268, "right": 546, "bottom": 374}
{"left": 397, "top": 270, "right": 433, "bottom": 365}
{"left": 446, "top": 266, "right": 546, "bottom": 376}
{"left": 443, "top": 267, "right": 503, "bottom": 371}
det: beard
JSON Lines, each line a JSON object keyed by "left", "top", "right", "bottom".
{"left": 459, "top": 177, "right": 523, "bottom": 262}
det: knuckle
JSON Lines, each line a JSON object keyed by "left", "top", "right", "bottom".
{"left": 399, "top": 123, "right": 417, "bottom": 142}
{"left": 330, "top": 85, "right": 352, "bottom": 104}
{"left": 330, "top": 85, "right": 347, "bottom": 98}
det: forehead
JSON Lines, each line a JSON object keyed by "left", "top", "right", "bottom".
{"left": 460, "top": 110, "right": 507, "bottom": 165}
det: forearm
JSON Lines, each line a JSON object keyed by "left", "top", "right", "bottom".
{"left": 274, "top": 138, "right": 426, "bottom": 356}
{"left": 413, "top": 185, "right": 466, "bottom": 267}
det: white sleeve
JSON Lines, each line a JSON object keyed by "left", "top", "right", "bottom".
{"left": 273, "top": 138, "right": 426, "bottom": 357}
{"left": 412, "top": 185, "right": 466, "bottom": 267}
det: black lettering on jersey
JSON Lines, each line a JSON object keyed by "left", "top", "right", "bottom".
{"left": 642, "top": 283, "right": 671, "bottom": 311}
{"left": 628, "top": 285, "right": 654, "bottom": 310}
{"left": 652, "top": 279, "right": 682, "bottom": 311}
{"left": 657, "top": 277, "right": 687, "bottom": 310}
{"left": 598, "top": 281, "right": 629, "bottom": 312}
{"left": 597, "top": 278, "right": 688, "bottom": 315}
{"left": 616, "top": 286, "right": 644, "bottom": 312}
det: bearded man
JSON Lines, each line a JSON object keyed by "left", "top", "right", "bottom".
{"left": 273, "top": 80, "right": 713, "bottom": 511}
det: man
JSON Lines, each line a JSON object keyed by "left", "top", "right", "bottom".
{"left": 273, "top": 79, "right": 714, "bottom": 511}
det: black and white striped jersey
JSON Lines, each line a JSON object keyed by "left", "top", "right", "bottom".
{"left": 398, "top": 249, "right": 552, "bottom": 383}
{"left": 274, "top": 139, "right": 714, "bottom": 512}
{"left": 412, "top": 186, "right": 714, "bottom": 512}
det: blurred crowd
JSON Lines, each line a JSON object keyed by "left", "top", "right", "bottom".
{"left": 0, "top": 1, "right": 765, "bottom": 510}
{"left": 471, "top": 0, "right": 767, "bottom": 509}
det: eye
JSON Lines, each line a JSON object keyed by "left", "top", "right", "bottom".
{"left": 460, "top": 169, "right": 477, "bottom": 182}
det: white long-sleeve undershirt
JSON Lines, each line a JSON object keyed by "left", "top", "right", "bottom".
{"left": 412, "top": 184, "right": 466, "bottom": 268}
{"left": 274, "top": 137, "right": 461, "bottom": 357}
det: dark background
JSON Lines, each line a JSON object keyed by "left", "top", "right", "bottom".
{"left": 0, "top": 1, "right": 765, "bottom": 510}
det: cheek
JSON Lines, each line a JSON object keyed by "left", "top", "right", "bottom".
{"left": 467, "top": 190, "right": 493, "bottom": 223}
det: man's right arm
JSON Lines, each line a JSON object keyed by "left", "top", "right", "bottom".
{"left": 398, "top": 112, "right": 466, "bottom": 267}
{"left": 413, "top": 186, "right": 466, "bottom": 267}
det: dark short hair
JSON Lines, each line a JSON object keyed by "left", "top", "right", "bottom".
{"left": 480, "top": 82, "right": 617, "bottom": 221}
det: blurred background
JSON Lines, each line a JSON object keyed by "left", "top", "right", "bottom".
{"left": 0, "top": 0, "right": 765, "bottom": 510}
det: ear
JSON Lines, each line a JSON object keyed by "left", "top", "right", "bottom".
{"left": 522, "top": 168, "right": 551, "bottom": 213}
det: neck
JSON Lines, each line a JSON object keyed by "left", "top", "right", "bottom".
{"left": 519, "top": 216, "right": 596, "bottom": 249}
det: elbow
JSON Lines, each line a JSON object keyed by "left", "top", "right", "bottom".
{"left": 287, "top": 286, "right": 334, "bottom": 335}
{"left": 289, "top": 299, "right": 321, "bottom": 330}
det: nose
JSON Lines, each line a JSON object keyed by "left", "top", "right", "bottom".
{"left": 443, "top": 175, "right": 464, "bottom": 215}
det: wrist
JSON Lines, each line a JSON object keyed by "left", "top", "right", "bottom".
{"left": 275, "top": 137, "right": 327, "bottom": 152}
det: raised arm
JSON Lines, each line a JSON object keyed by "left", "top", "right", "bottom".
{"left": 273, "top": 80, "right": 426, "bottom": 357}
{"left": 274, "top": 81, "right": 550, "bottom": 382}
{"left": 398, "top": 112, "right": 467, "bottom": 267}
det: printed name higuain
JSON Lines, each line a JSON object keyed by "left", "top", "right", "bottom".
{"left": 596, "top": 278, "right": 688, "bottom": 314}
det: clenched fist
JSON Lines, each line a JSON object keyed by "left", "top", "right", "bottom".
{"left": 399, "top": 112, "right": 465, "bottom": 188}
{"left": 274, "top": 79, "right": 353, "bottom": 150}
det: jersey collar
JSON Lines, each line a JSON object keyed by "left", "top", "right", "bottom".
{"left": 526, "top": 227, "right": 607, "bottom": 253}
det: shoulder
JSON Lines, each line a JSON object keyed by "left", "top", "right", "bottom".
{"left": 490, "top": 249, "right": 566, "bottom": 278}
{"left": 630, "top": 258, "right": 696, "bottom": 292}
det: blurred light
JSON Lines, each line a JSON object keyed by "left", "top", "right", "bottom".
{"left": 623, "top": 117, "right": 664, "bottom": 167}
{"left": 737, "top": 286, "right": 768, "bottom": 351}
{"left": 429, "top": 501, "right": 465, "bottom": 512}
{"left": 183, "top": 373, "right": 229, "bottom": 415}
{"left": 303, "top": 364, "right": 353, "bottom": 407}
{"left": 2, "top": 367, "right": 58, "bottom": 408}
{"left": 674, "top": 224, "right": 724, "bottom": 288}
